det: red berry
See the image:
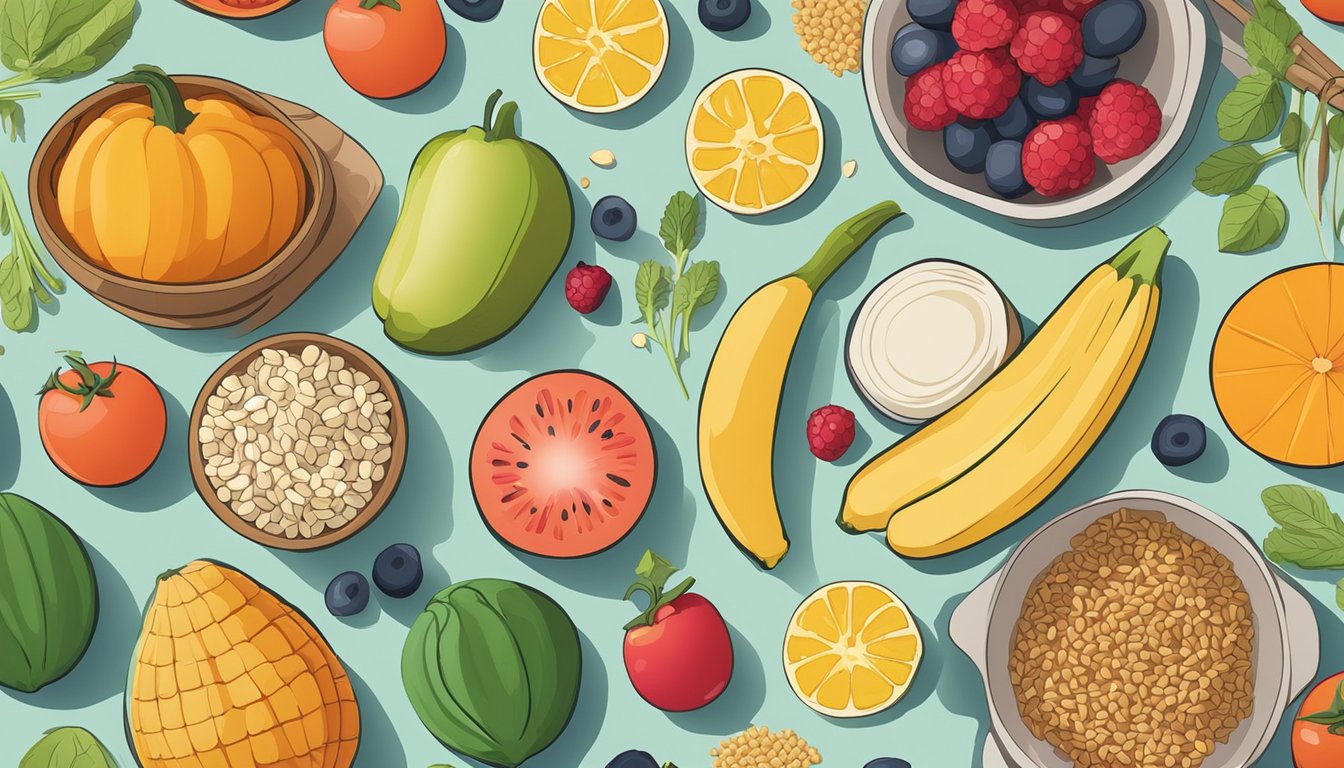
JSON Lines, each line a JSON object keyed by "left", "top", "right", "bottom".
{"left": 1010, "top": 11, "right": 1083, "bottom": 86}
{"left": 943, "top": 49, "right": 1022, "bottom": 120}
{"left": 1022, "top": 116, "right": 1096, "bottom": 197}
{"left": 565, "top": 261, "right": 613, "bottom": 314}
{"left": 1018, "top": 0, "right": 1097, "bottom": 19}
{"left": 953, "top": 0, "right": 1020, "bottom": 51}
{"left": 904, "top": 62, "right": 958, "bottom": 130}
{"left": 1089, "top": 80, "right": 1163, "bottom": 164}
{"left": 1076, "top": 95, "right": 1098, "bottom": 123}
{"left": 807, "top": 405, "right": 856, "bottom": 462}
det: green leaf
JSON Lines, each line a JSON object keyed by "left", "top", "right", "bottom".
{"left": 1260, "top": 485, "right": 1344, "bottom": 568}
{"left": 671, "top": 260, "right": 720, "bottom": 318}
{"left": 1218, "top": 185, "right": 1287, "bottom": 252}
{"left": 0, "top": 0, "right": 48, "bottom": 73}
{"left": 1193, "top": 145, "right": 1266, "bottom": 194}
{"left": 1338, "top": 577, "right": 1344, "bottom": 612}
{"left": 1331, "top": 114, "right": 1344, "bottom": 152}
{"left": 634, "top": 259, "right": 670, "bottom": 323}
{"left": 0, "top": 252, "right": 31, "bottom": 332}
{"left": 658, "top": 190, "right": 698, "bottom": 257}
{"left": 1282, "top": 112, "right": 1304, "bottom": 150}
{"left": 26, "top": 0, "right": 135, "bottom": 81}
{"left": 634, "top": 549, "right": 679, "bottom": 589}
{"left": 19, "top": 726, "right": 118, "bottom": 768}
{"left": 1244, "top": 19, "right": 1296, "bottom": 77}
{"left": 1252, "top": 0, "right": 1302, "bottom": 46}
{"left": 1217, "top": 72, "right": 1286, "bottom": 142}
{"left": 0, "top": 99, "right": 26, "bottom": 142}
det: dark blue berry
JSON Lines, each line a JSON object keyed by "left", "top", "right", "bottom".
{"left": 444, "top": 0, "right": 502, "bottom": 22}
{"left": 1083, "top": 0, "right": 1146, "bottom": 57}
{"left": 891, "top": 23, "right": 957, "bottom": 76}
{"left": 907, "top": 0, "right": 958, "bottom": 29}
{"left": 325, "top": 572, "right": 370, "bottom": 617}
{"left": 1024, "top": 78, "right": 1078, "bottom": 119}
{"left": 606, "top": 751, "right": 659, "bottom": 768}
{"left": 992, "top": 97, "right": 1037, "bottom": 141}
{"left": 864, "top": 761, "right": 913, "bottom": 768}
{"left": 1069, "top": 55, "right": 1119, "bottom": 96}
{"left": 944, "top": 118, "right": 998, "bottom": 173}
{"left": 591, "top": 196, "right": 637, "bottom": 241}
{"left": 984, "top": 140, "right": 1032, "bottom": 198}
{"left": 373, "top": 543, "right": 423, "bottom": 598}
{"left": 699, "top": 0, "right": 751, "bottom": 32}
{"left": 1152, "top": 414, "right": 1206, "bottom": 467}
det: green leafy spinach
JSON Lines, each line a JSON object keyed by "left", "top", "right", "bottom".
{"left": 1260, "top": 484, "right": 1344, "bottom": 610}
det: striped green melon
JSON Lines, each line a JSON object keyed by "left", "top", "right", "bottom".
{"left": 0, "top": 493, "right": 98, "bottom": 693}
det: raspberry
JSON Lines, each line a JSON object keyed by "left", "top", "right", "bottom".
{"left": 564, "top": 262, "right": 612, "bottom": 314}
{"left": 1019, "top": 0, "right": 1097, "bottom": 18}
{"left": 806, "top": 405, "right": 856, "bottom": 462}
{"left": 1089, "top": 80, "right": 1162, "bottom": 163}
{"left": 1010, "top": 11, "right": 1083, "bottom": 85}
{"left": 943, "top": 49, "right": 1022, "bottom": 119}
{"left": 904, "top": 62, "right": 958, "bottom": 130}
{"left": 1022, "top": 116, "right": 1096, "bottom": 196}
{"left": 1076, "top": 95, "right": 1098, "bottom": 123}
{"left": 953, "top": 0, "right": 1020, "bottom": 50}
{"left": 1061, "top": 0, "right": 1102, "bottom": 18}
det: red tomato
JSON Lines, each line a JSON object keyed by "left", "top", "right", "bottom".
{"left": 38, "top": 356, "right": 166, "bottom": 487}
{"left": 624, "top": 593, "right": 734, "bottom": 711}
{"left": 1302, "top": 0, "right": 1344, "bottom": 23}
{"left": 1295, "top": 672, "right": 1344, "bottom": 768}
{"left": 324, "top": 0, "right": 447, "bottom": 99}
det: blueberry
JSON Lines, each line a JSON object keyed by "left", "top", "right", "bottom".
{"left": 444, "top": 0, "right": 502, "bottom": 22}
{"left": 1069, "top": 55, "right": 1120, "bottom": 96}
{"left": 373, "top": 543, "right": 423, "bottom": 598}
{"left": 591, "top": 195, "right": 637, "bottom": 241}
{"left": 984, "top": 140, "right": 1032, "bottom": 198}
{"left": 1083, "top": 0, "right": 1146, "bottom": 57}
{"left": 944, "top": 118, "right": 998, "bottom": 173}
{"left": 325, "top": 572, "right": 369, "bottom": 617}
{"left": 891, "top": 23, "right": 957, "bottom": 76}
{"left": 699, "top": 0, "right": 751, "bottom": 31}
{"left": 864, "top": 760, "right": 914, "bottom": 768}
{"left": 907, "top": 0, "right": 957, "bottom": 29}
{"left": 992, "top": 97, "right": 1038, "bottom": 141}
{"left": 1024, "top": 78, "right": 1078, "bottom": 119}
{"left": 606, "top": 751, "right": 659, "bottom": 768}
{"left": 1151, "top": 414, "right": 1206, "bottom": 467}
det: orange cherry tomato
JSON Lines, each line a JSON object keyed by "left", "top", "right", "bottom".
{"left": 324, "top": 0, "right": 447, "bottom": 99}
{"left": 38, "top": 355, "right": 166, "bottom": 487}
{"left": 1294, "top": 671, "right": 1344, "bottom": 768}
{"left": 1302, "top": 0, "right": 1344, "bottom": 23}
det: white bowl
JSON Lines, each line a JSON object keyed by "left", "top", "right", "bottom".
{"left": 862, "top": 0, "right": 1208, "bottom": 225}
{"left": 950, "top": 490, "right": 1320, "bottom": 768}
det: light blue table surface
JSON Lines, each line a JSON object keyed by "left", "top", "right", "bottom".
{"left": 4, "top": 0, "right": 1344, "bottom": 766}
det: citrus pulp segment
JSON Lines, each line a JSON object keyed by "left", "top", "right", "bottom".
{"left": 534, "top": 0, "right": 670, "bottom": 113}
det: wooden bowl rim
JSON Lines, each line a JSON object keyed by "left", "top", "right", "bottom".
{"left": 30, "top": 74, "right": 332, "bottom": 293}
{"left": 188, "top": 332, "right": 407, "bottom": 551}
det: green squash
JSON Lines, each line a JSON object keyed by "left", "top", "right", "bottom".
{"left": 373, "top": 90, "right": 574, "bottom": 355}
{"left": 0, "top": 493, "right": 98, "bottom": 693}
{"left": 19, "top": 727, "right": 117, "bottom": 768}
{"left": 402, "top": 579, "right": 581, "bottom": 768}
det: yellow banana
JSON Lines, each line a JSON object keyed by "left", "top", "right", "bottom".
{"left": 699, "top": 202, "right": 905, "bottom": 569}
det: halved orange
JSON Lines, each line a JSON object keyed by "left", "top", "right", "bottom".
{"left": 533, "top": 0, "right": 669, "bottom": 114}
{"left": 1212, "top": 263, "right": 1344, "bottom": 467}
{"left": 783, "top": 581, "right": 923, "bottom": 718}
{"left": 686, "top": 69, "right": 824, "bottom": 215}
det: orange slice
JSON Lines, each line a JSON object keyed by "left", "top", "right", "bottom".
{"left": 783, "top": 581, "right": 923, "bottom": 718}
{"left": 686, "top": 68, "right": 824, "bottom": 215}
{"left": 533, "top": 0, "right": 669, "bottom": 114}
{"left": 1212, "top": 263, "right": 1344, "bottom": 467}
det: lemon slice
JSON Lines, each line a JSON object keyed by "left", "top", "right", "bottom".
{"left": 533, "top": 0, "right": 669, "bottom": 114}
{"left": 686, "top": 68, "right": 824, "bottom": 215}
{"left": 783, "top": 580, "right": 923, "bottom": 718}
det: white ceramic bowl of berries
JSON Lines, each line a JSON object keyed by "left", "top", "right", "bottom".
{"left": 863, "top": 0, "right": 1206, "bottom": 224}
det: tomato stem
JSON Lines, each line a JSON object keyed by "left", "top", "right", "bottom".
{"left": 39, "top": 353, "right": 119, "bottom": 413}
{"left": 359, "top": 0, "right": 401, "bottom": 9}
{"left": 623, "top": 550, "right": 696, "bottom": 630}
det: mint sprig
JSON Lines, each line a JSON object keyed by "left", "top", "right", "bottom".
{"left": 1260, "top": 484, "right": 1344, "bottom": 611}
{"left": 633, "top": 191, "right": 720, "bottom": 399}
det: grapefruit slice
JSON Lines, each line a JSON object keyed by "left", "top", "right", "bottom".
{"left": 1211, "top": 263, "right": 1344, "bottom": 467}
{"left": 470, "top": 370, "right": 656, "bottom": 557}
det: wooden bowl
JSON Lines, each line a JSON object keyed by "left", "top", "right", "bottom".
{"left": 29, "top": 75, "right": 337, "bottom": 329}
{"left": 188, "top": 333, "right": 407, "bottom": 551}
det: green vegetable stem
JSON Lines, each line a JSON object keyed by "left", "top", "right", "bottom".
{"left": 0, "top": 170, "right": 64, "bottom": 353}
{"left": 634, "top": 191, "right": 721, "bottom": 400}
{"left": 0, "top": 0, "right": 138, "bottom": 141}
{"left": 1260, "top": 484, "right": 1344, "bottom": 611}
{"left": 1300, "top": 681, "right": 1344, "bottom": 735}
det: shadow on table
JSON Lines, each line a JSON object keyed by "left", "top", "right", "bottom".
{"left": 1256, "top": 587, "right": 1344, "bottom": 764}
{"left": 223, "top": 0, "right": 325, "bottom": 41}
{"left": 348, "top": 668, "right": 409, "bottom": 768}
{"left": 0, "top": 385, "right": 17, "bottom": 490}
{"left": 88, "top": 389, "right": 193, "bottom": 512}
{"left": 935, "top": 590, "right": 993, "bottom": 768}
{"left": 531, "top": 632, "right": 608, "bottom": 766}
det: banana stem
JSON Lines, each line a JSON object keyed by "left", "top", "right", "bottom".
{"left": 1108, "top": 227, "right": 1170, "bottom": 289}
{"left": 791, "top": 201, "right": 904, "bottom": 292}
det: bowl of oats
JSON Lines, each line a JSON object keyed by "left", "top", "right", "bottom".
{"left": 189, "top": 333, "right": 407, "bottom": 550}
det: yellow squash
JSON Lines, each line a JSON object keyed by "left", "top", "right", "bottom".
{"left": 127, "top": 560, "right": 359, "bottom": 767}
{"left": 699, "top": 202, "right": 904, "bottom": 568}
{"left": 840, "top": 227, "right": 1169, "bottom": 558}
{"left": 57, "top": 65, "right": 306, "bottom": 284}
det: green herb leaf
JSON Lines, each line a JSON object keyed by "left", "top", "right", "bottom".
{"left": 1338, "top": 577, "right": 1344, "bottom": 612}
{"left": 1217, "top": 72, "right": 1286, "bottom": 142}
{"left": 1261, "top": 484, "right": 1344, "bottom": 568}
{"left": 1252, "top": 0, "right": 1302, "bottom": 46}
{"left": 0, "top": 99, "right": 25, "bottom": 141}
{"left": 634, "top": 259, "right": 670, "bottom": 324}
{"left": 671, "top": 260, "right": 720, "bottom": 319}
{"left": 26, "top": 0, "right": 135, "bottom": 81}
{"left": 658, "top": 190, "right": 698, "bottom": 257}
{"left": 0, "top": 253, "right": 31, "bottom": 332}
{"left": 1244, "top": 19, "right": 1296, "bottom": 77}
{"left": 1193, "top": 145, "right": 1266, "bottom": 194}
{"left": 19, "top": 726, "right": 117, "bottom": 768}
{"left": 1282, "top": 112, "right": 1304, "bottom": 150}
{"left": 1218, "top": 185, "right": 1287, "bottom": 252}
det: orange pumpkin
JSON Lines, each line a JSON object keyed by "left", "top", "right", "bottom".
{"left": 56, "top": 65, "right": 307, "bottom": 284}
